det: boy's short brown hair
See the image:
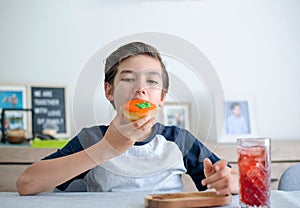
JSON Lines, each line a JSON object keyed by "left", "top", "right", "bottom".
{"left": 104, "top": 42, "right": 169, "bottom": 94}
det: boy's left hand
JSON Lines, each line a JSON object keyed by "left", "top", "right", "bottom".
{"left": 201, "top": 158, "right": 235, "bottom": 195}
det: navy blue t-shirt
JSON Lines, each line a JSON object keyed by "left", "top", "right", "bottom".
{"left": 44, "top": 123, "right": 222, "bottom": 191}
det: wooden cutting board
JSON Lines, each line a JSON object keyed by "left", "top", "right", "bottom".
{"left": 145, "top": 191, "right": 232, "bottom": 208}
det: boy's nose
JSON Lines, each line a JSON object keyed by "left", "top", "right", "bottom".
{"left": 135, "top": 88, "right": 146, "bottom": 95}
{"left": 133, "top": 80, "right": 146, "bottom": 95}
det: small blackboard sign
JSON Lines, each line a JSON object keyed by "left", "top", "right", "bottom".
{"left": 31, "top": 86, "right": 69, "bottom": 138}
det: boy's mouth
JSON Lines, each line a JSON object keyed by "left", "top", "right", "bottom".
{"left": 131, "top": 97, "right": 148, "bottom": 101}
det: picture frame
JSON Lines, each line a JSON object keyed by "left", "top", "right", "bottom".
{"left": 218, "top": 94, "right": 258, "bottom": 143}
{"left": 0, "top": 85, "right": 28, "bottom": 141}
{"left": 28, "top": 85, "right": 70, "bottom": 138}
{"left": 162, "top": 102, "right": 190, "bottom": 130}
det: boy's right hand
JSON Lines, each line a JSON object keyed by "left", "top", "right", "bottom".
{"left": 104, "top": 107, "right": 156, "bottom": 153}
{"left": 86, "top": 107, "right": 156, "bottom": 165}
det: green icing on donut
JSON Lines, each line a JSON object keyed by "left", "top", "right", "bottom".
{"left": 135, "top": 102, "right": 151, "bottom": 109}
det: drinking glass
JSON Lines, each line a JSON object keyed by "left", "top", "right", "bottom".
{"left": 237, "top": 138, "right": 271, "bottom": 208}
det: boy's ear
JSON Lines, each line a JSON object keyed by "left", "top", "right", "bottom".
{"left": 158, "top": 90, "right": 167, "bottom": 107}
{"left": 104, "top": 82, "right": 114, "bottom": 101}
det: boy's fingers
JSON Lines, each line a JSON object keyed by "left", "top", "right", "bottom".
{"left": 208, "top": 177, "right": 231, "bottom": 195}
{"left": 204, "top": 158, "right": 213, "bottom": 175}
{"left": 214, "top": 159, "right": 228, "bottom": 172}
{"left": 132, "top": 117, "right": 156, "bottom": 142}
{"left": 202, "top": 158, "right": 213, "bottom": 186}
{"left": 141, "top": 117, "right": 155, "bottom": 130}
{"left": 131, "top": 113, "right": 155, "bottom": 129}
{"left": 203, "top": 166, "right": 231, "bottom": 186}
{"left": 202, "top": 158, "right": 230, "bottom": 187}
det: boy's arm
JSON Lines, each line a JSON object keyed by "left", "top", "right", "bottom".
{"left": 17, "top": 110, "right": 155, "bottom": 195}
{"left": 16, "top": 138, "right": 120, "bottom": 195}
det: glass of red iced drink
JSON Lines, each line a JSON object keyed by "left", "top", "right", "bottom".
{"left": 237, "top": 138, "right": 271, "bottom": 208}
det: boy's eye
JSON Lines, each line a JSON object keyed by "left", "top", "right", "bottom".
{"left": 147, "top": 80, "right": 159, "bottom": 84}
{"left": 121, "top": 78, "right": 135, "bottom": 82}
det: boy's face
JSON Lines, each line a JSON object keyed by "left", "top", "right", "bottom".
{"left": 105, "top": 55, "right": 166, "bottom": 111}
{"left": 232, "top": 105, "right": 241, "bottom": 116}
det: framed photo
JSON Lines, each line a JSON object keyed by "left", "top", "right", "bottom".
{"left": 0, "top": 86, "right": 28, "bottom": 139}
{"left": 219, "top": 95, "right": 257, "bottom": 143}
{"left": 162, "top": 102, "right": 190, "bottom": 130}
{"left": 29, "top": 85, "right": 70, "bottom": 138}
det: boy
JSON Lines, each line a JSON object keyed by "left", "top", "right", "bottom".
{"left": 226, "top": 102, "right": 249, "bottom": 134}
{"left": 17, "top": 42, "right": 238, "bottom": 195}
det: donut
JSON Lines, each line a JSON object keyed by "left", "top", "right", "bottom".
{"left": 123, "top": 99, "right": 157, "bottom": 121}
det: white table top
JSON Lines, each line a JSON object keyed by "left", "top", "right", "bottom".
{"left": 1, "top": 190, "right": 300, "bottom": 208}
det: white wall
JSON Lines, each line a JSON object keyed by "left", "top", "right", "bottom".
{"left": 1, "top": 0, "right": 299, "bottom": 140}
